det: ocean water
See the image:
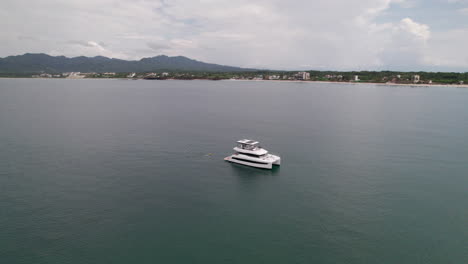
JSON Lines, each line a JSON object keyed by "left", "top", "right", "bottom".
{"left": 0, "top": 79, "right": 467, "bottom": 263}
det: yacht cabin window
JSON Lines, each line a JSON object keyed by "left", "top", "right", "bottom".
{"left": 238, "top": 143, "right": 259, "bottom": 150}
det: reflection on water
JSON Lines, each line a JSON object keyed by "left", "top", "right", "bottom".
{"left": 228, "top": 163, "right": 281, "bottom": 192}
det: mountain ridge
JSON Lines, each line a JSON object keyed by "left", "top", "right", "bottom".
{"left": 0, "top": 53, "right": 256, "bottom": 73}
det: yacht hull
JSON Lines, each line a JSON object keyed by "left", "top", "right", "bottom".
{"left": 272, "top": 157, "right": 281, "bottom": 166}
{"left": 224, "top": 156, "right": 280, "bottom": 169}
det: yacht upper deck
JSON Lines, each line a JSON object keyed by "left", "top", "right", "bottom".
{"left": 234, "top": 139, "right": 268, "bottom": 156}
{"left": 237, "top": 139, "right": 259, "bottom": 146}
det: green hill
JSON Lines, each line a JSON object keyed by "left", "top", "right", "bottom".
{"left": 0, "top": 53, "right": 255, "bottom": 73}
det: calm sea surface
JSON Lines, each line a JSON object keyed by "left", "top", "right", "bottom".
{"left": 1, "top": 79, "right": 467, "bottom": 263}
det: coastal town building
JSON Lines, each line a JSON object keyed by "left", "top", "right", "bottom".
{"left": 354, "top": 75, "right": 360, "bottom": 81}
{"left": 324, "top": 74, "right": 343, "bottom": 80}
{"left": 66, "top": 72, "right": 85, "bottom": 79}
{"left": 412, "top": 75, "right": 420, "bottom": 83}
{"left": 295, "top": 72, "right": 310, "bottom": 80}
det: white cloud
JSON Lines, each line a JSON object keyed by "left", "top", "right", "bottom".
{"left": 50, "top": 40, "right": 128, "bottom": 59}
{"left": 0, "top": 0, "right": 467, "bottom": 70}
{"left": 423, "top": 28, "right": 468, "bottom": 68}
{"left": 376, "top": 18, "right": 431, "bottom": 69}
{"left": 398, "top": 18, "right": 431, "bottom": 40}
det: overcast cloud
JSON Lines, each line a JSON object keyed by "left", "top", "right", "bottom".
{"left": 1, "top": 0, "right": 467, "bottom": 70}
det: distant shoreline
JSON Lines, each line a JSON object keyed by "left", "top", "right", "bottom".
{"left": 225, "top": 79, "right": 468, "bottom": 88}
{"left": 1, "top": 77, "right": 468, "bottom": 88}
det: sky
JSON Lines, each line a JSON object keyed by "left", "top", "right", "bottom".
{"left": 1, "top": 0, "right": 468, "bottom": 71}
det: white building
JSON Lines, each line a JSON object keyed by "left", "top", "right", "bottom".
{"left": 296, "top": 72, "right": 310, "bottom": 80}
{"left": 412, "top": 75, "right": 420, "bottom": 83}
{"left": 66, "top": 72, "right": 85, "bottom": 79}
{"left": 268, "top": 75, "right": 280, "bottom": 80}
{"left": 354, "top": 75, "right": 360, "bottom": 81}
{"left": 39, "top": 73, "right": 52, "bottom": 78}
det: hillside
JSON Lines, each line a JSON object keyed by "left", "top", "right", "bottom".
{"left": 0, "top": 53, "right": 254, "bottom": 73}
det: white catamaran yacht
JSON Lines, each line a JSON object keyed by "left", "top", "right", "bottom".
{"left": 224, "top": 139, "right": 281, "bottom": 169}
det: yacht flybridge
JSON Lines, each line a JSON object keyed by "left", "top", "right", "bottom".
{"left": 224, "top": 139, "right": 281, "bottom": 169}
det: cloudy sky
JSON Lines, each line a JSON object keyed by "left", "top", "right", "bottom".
{"left": 2, "top": 0, "right": 468, "bottom": 70}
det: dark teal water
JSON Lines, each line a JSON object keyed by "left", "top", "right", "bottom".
{"left": 1, "top": 79, "right": 467, "bottom": 263}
